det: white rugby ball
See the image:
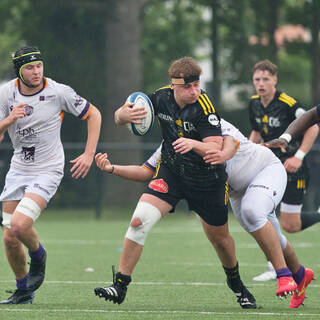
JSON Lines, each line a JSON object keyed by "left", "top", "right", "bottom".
{"left": 126, "top": 92, "right": 154, "bottom": 136}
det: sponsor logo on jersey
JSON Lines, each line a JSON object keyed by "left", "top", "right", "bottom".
{"left": 18, "top": 127, "right": 35, "bottom": 138}
{"left": 24, "top": 105, "right": 33, "bottom": 116}
{"left": 158, "top": 113, "right": 174, "bottom": 122}
{"left": 208, "top": 114, "right": 219, "bottom": 126}
{"left": 74, "top": 95, "right": 84, "bottom": 108}
{"left": 148, "top": 179, "right": 168, "bottom": 193}
{"left": 183, "top": 122, "right": 196, "bottom": 133}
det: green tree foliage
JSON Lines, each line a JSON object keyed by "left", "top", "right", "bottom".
{"left": 141, "top": 0, "right": 209, "bottom": 94}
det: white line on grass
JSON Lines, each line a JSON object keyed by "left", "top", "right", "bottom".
{"left": 0, "top": 279, "right": 319, "bottom": 288}
{"left": 0, "top": 308, "right": 319, "bottom": 317}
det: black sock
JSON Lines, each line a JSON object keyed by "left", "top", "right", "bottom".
{"left": 223, "top": 262, "right": 243, "bottom": 292}
{"left": 301, "top": 212, "right": 320, "bottom": 230}
{"left": 115, "top": 272, "right": 132, "bottom": 286}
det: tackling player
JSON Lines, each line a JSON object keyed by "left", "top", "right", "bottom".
{"left": 0, "top": 46, "right": 101, "bottom": 304}
{"left": 94, "top": 57, "right": 257, "bottom": 309}
{"left": 95, "top": 118, "right": 313, "bottom": 309}
{"left": 248, "top": 60, "right": 319, "bottom": 281}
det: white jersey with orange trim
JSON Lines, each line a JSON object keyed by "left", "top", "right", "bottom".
{"left": 144, "top": 119, "right": 281, "bottom": 193}
{"left": 220, "top": 119, "right": 281, "bottom": 193}
{"left": 0, "top": 77, "right": 93, "bottom": 175}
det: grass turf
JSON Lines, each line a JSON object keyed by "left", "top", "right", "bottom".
{"left": 0, "top": 208, "right": 319, "bottom": 320}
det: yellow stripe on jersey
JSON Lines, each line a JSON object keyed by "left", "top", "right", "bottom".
{"left": 198, "top": 94, "right": 216, "bottom": 115}
{"left": 278, "top": 93, "right": 296, "bottom": 107}
{"left": 225, "top": 181, "right": 229, "bottom": 205}
{"left": 251, "top": 94, "right": 259, "bottom": 99}
{"left": 155, "top": 85, "right": 172, "bottom": 92}
{"left": 297, "top": 179, "right": 306, "bottom": 189}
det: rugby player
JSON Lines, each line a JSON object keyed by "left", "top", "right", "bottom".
{"left": 0, "top": 46, "right": 101, "bottom": 304}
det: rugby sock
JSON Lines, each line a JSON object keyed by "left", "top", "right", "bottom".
{"left": 292, "top": 265, "right": 305, "bottom": 285}
{"left": 276, "top": 267, "right": 292, "bottom": 279}
{"left": 223, "top": 262, "right": 243, "bottom": 292}
{"left": 29, "top": 243, "right": 45, "bottom": 260}
{"left": 16, "top": 276, "right": 28, "bottom": 290}
{"left": 300, "top": 212, "right": 320, "bottom": 230}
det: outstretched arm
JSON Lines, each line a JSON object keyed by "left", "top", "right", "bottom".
{"left": 265, "top": 106, "right": 320, "bottom": 151}
{"left": 70, "top": 106, "right": 101, "bottom": 179}
{"left": 95, "top": 153, "right": 153, "bottom": 182}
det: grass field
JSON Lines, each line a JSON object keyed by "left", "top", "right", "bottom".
{"left": 0, "top": 208, "right": 319, "bottom": 320}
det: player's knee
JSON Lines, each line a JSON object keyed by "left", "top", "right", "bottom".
{"left": 125, "top": 201, "right": 162, "bottom": 246}
{"left": 281, "top": 221, "right": 300, "bottom": 233}
{"left": 3, "top": 231, "right": 20, "bottom": 250}
{"left": 241, "top": 201, "right": 267, "bottom": 231}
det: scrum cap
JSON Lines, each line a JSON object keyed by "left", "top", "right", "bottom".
{"left": 12, "top": 46, "right": 43, "bottom": 80}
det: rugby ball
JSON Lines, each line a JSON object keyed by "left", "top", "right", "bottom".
{"left": 126, "top": 92, "right": 154, "bottom": 136}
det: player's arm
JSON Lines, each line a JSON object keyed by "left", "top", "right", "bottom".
{"left": 0, "top": 103, "right": 28, "bottom": 135}
{"left": 114, "top": 102, "right": 146, "bottom": 126}
{"left": 95, "top": 153, "right": 153, "bottom": 182}
{"left": 172, "top": 136, "right": 223, "bottom": 157}
{"left": 70, "top": 106, "right": 101, "bottom": 179}
{"left": 203, "top": 136, "right": 238, "bottom": 165}
{"left": 249, "top": 130, "right": 263, "bottom": 143}
{"left": 265, "top": 106, "right": 320, "bottom": 151}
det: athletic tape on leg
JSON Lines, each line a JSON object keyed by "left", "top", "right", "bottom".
{"left": 15, "top": 198, "right": 41, "bottom": 221}
{"left": 2, "top": 212, "right": 12, "bottom": 228}
{"left": 125, "top": 201, "right": 161, "bottom": 245}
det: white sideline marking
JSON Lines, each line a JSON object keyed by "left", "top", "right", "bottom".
{"left": 0, "top": 279, "right": 319, "bottom": 288}
{"left": 0, "top": 308, "right": 320, "bottom": 317}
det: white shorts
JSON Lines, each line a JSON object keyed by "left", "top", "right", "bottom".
{"left": 230, "top": 162, "right": 287, "bottom": 233}
{"left": 0, "top": 170, "right": 63, "bottom": 203}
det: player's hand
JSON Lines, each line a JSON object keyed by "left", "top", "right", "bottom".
{"left": 264, "top": 138, "right": 288, "bottom": 153}
{"left": 7, "top": 103, "right": 28, "bottom": 123}
{"left": 283, "top": 156, "right": 302, "bottom": 173}
{"left": 116, "top": 103, "right": 147, "bottom": 125}
{"left": 203, "top": 149, "right": 228, "bottom": 165}
{"left": 70, "top": 152, "right": 94, "bottom": 179}
{"left": 172, "top": 137, "right": 195, "bottom": 154}
{"left": 95, "top": 153, "right": 113, "bottom": 172}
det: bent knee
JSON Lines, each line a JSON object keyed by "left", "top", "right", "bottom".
{"left": 3, "top": 233, "right": 20, "bottom": 249}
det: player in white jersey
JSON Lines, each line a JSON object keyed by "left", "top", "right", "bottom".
{"left": 94, "top": 115, "right": 313, "bottom": 308}
{"left": 0, "top": 46, "right": 101, "bottom": 304}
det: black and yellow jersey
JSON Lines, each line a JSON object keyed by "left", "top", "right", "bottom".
{"left": 249, "top": 90, "right": 306, "bottom": 162}
{"left": 148, "top": 86, "right": 226, "bottom": 184}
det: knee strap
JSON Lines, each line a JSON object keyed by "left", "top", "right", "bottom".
{"left": 125, "top": 201, "right": 161, "bottom": 246}
{"left": 15, "top": 197, "right": 41, "bottom": 221}
{"left": 2, "top": 212, "right": 12, "bottom": 229}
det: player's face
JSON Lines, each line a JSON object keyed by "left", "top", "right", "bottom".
{"left": 21, "top": 62, "right": 43, "bottom": 88}
{"left": 173, "top": 80, "right": 201, "bottom": 108}
{"left": 252, "top": 70, "right": 277, "bottom": 99}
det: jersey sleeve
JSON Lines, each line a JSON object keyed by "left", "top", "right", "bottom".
{"left": 142, "top": 143, "right": 162, "bottom": 172}
{"left": 195, "top": 93, "right": 222, "bottom": 139}
{"left": 279, "top": 93, "right": 305, "bottom": 119}
{"left": 58, "top": 83, "right": 93, "bottom": 120}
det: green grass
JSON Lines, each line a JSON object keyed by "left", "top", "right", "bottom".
{"left": 0, "top": 208, "right": 319, "bottom": 320}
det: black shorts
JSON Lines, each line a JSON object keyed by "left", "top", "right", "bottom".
{"left": 282, "top": 177, "right": 309, "bottom": 205}
{"left": 144, "top": 161, "right": 229, "bottom": 226}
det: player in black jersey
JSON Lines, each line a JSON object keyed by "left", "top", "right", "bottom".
{"left": 94, "top": 57, "right": 256, "bottom": 309}
{"left": 248, "top": 60, "right": 320, "bottom": 281}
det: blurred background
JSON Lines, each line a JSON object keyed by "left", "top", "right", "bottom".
{"left": 0, "top": 0, "right": 319, "bottom": 217}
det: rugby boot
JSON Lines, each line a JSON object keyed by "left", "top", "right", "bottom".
{"left": 95, "top": 266, "right": 131, "bottom": 304}
{"left": 253, "top": 261, "right": 276, "bottom": 281}
{"left": 26, "top": 250, "right": 47, "bottom": 291}
{"left": 0, "top": 289, "right": 34, "bottom": 304}
{"left": 227, "top": 279, "right": 257, "bottom": 309}
{"left": 276, "top": 276, "right": 297, "bottom": 298}
{"left": 289, "top": 268, "right": 314, "bottom": 308}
